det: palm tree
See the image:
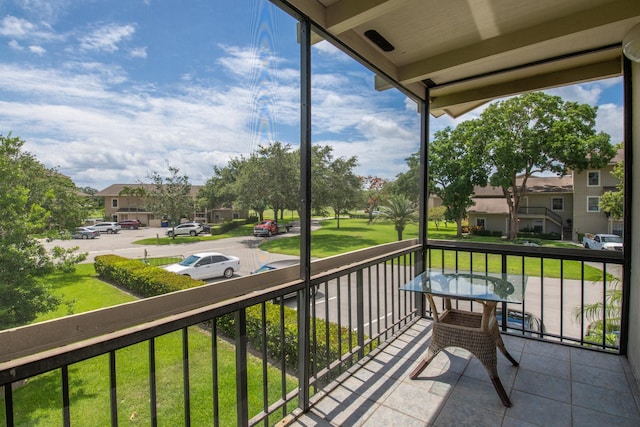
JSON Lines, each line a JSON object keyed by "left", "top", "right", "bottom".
{"left": 574, "top": 278, "right": 622, "bottom": 347}
{"left": 376, "top": 195, "right": 417, "bottom": 240}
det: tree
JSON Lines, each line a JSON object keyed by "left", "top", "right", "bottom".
{"left": 233, "top": 154, "right": 269, "bottom": 221}
{"left": 429, "top": 123, "right": 488, "bottom": 238}
{"left": 428, "top": 206, "right": 448, "bottom": 230}
{"left": 360, "top": 175, "right": 387, "bottom": 224}
{"left": 600, "top": 143, "right": 624, "bottom": 219}
{"left": 255, "top": 142, "right": 298, "bottom": 220}
{"left": 144, "top": 164, "right": 193, "bottom": 238}
{"left": 376, "top": 195, "right": 417, "bottom": 240}
{"left": 0, "top": 133, "right": 86, "bottom": 329}
{"left": 475, "top": 92, "right": 615, "bottom": 240}
{"left": 325, "top": 156, "right": 361, "bottom": 229}
{"left": 390, "top": 152, "right": 420, "bottom": 202}
{"left": 574, "top": 278, "right": 621, "bottom": 347}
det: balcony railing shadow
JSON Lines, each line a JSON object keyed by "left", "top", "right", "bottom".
{"left": 0, "top": 239, "right": 632, "bottom": 426}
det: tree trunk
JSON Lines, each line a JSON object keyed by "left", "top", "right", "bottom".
{"left": 456, "top": 217, "right": 463, "bottom": 238}
{"left": 396, "top": 226, "right": 403, "bottom": 241}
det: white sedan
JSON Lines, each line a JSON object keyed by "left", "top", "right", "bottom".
{"left": 163, "top": 252, "right": 240, "bottom": 280}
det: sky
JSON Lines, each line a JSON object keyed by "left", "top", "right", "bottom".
{"left": 0, "top": 0, "right": 625, "bottom": 191}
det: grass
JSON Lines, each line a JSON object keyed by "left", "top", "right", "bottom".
{"left": 35, "top": 264, "right": 136, "bottom": 322}
{"left": 12, "top": 262, "right": 298, "bottom": 426}
{"left": 133, "top": 223, "right": 256, "bottom": 245}
{"left": 258, "top": 218, "right": 602, "bottom": 280}
{"left": 9, "top": 328, "right": 297, "bottom": 426}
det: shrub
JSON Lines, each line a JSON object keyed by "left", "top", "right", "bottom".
{"left": 215, "top": 303, "right": 362, "bottom": 373}
{"left": 94, "top": 255, "right": 204, "bottom": 297}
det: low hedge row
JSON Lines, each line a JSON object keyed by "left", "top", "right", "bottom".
{"left": 94, "top": 254, "right": 204, "bottom": 297}
{"left": 94, "top": 254, "right": 367, "bottom": 373}
{"left": 216, "top": 304, "right": 361, "bottom": 373}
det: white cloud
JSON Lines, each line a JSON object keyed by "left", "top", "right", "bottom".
{"left": 312, "top": 40, "right": 351, "bottom": 62}
{"left": 8, "top": 39, "right": 23, "bottom": 50}
{"left": 0, "top": 14, "right": 62, "bottom": 42}
{"left": 129, "top": 46, "right": 147, "bottom": 58}
{"left": 28, "top": 44, "right": 45, "bottom": 55}
{"left": 79, "top": 23, "right": 135, "bottom": 53}
{"left": 596, "top": 103, "right": 623, "bottom": 144}
{"left": 0, "top": 15, "right": 34, "bottom": 38}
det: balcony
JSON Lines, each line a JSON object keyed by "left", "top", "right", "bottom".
{"left": 287, "top": 320, "right": 640, "bottom": 426}
{"left": 1, "top": 240, "right": 634, "bottom": 426}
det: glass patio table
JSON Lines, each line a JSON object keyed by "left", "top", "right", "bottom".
{"left": 400, "top": 269, "right": 527, "bottom": 407}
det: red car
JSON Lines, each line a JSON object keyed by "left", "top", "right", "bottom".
{"left": 118, "top": 219, "right": 142, "bottom": 229}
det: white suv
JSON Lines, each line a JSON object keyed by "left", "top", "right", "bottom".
{"left": 166, "top": 222, "right": 203, "bottom": 237}
{"left": 91, "top": 222, "right": 121, "bottom": 234}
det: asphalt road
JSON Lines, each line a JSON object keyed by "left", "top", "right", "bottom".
{"left": 43, "top": 226, "right": 298, "bottom": 276}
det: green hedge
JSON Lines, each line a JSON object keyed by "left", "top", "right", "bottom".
{"left": 216, "top": 303, "right": 362, "bottom": 373}
{"left": 95, "top": 254, "right": 371, "bottom": 373}
{"left": 94, "top": 254, "right": 204, "bottom": 297}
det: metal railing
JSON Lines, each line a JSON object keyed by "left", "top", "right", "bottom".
{"left": 517, "top": 206, "right": 564, "bottom": 226}
{"left": 0, "top": 240, "right": 625, "bottom": 426}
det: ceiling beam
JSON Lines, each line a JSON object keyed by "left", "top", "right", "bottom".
{"left": 324, "top": 0, "right": 408, "bottom": 35}
{"left": 430, "top": 57, "right": 622, "bottom": 114}
{"left": 397, "top": 0, "right": 640, "bottom": 85}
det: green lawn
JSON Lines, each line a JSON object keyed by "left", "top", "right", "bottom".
{"left": 258, "top": 218, "right": 602, "bottom": 280}
{"left": 12, "top": 263, "right": 297, "bottom": 426}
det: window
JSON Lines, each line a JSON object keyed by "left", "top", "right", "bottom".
{"left": 587, "top": 196, "right": 600, "bottom": 212}
{"left": 112, "top": 198, "right": 118, "bottom": 208}
{"left": 587, "top": 171, "right": 600, "bottom": 186}
{"left": 551, "top": 197, "right": 564, "bottom": 211}
{"left": 475, "top": 218, "right": 486, "bottom": 228}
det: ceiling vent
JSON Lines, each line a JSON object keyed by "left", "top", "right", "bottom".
{"left": 364, "top": 30, "right": 395, "bottom": 52}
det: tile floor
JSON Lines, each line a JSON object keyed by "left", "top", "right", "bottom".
{"left": 285, "top": 319, "right": 640, "bottom": 426}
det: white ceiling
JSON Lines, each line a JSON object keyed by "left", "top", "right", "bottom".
{"left": 277, "top": 0, "right": 640, "bottom": 116}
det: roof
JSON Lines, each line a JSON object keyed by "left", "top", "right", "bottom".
{"left": 281, "top": 0, "right": 639, "bottom": 117}
{"left": 468, "top": 198, "right": 509, "bottom": 215}
{"left": 96, "top": 183, "right": 202, "bottom": 198}
{"left": 472, "top": 175, "right": 574, "bottom": 197}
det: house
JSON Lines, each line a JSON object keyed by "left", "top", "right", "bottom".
{"left": 467, "top": 149, "right": 624, "bottom": 240}
{"left": 95, "top": 184, "right": 247, "bottom": 226}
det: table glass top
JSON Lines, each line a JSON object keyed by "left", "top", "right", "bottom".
{"left": 400, "top": 269, "right": 526, "bottom": 303}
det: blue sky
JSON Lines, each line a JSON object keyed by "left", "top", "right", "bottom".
{"left": 0, "top": 0, "right": 624, "bottom": 190}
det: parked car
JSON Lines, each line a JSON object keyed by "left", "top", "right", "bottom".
{"left": 163, "top": 252, "right": 240, "bottom": 280}
{"left": 496, "top": 309, "right": 544, "bottom": 337}
{"left": 72, "top": 227, "right": 100, "bottom": 239}
{"left": 91, "top": 222, "right": 121, "bottom": 234}
{"left": 166, "top": 222, "right": 203, "bottom": 237}
{"left": 253, "top": 220, "right": 290, "bottom": 237}
{"left": 195, "top": 222, "right": 211, "bottom": 233}
{"left": 118, "top": 219, "right": 142, "bottom": 229}
{"left": 251, "top": 259, "right": 319, "bottom": 299}
{"left": 582, "top": 233, "right": 623, "bottom": 251}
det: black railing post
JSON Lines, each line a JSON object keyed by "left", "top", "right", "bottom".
{"left": 109, "top": 351, "right": 118, "bottom": 427}
{"left": 5, "top": 378, "right": 14, "bottom": 427}
{"left": 235, "top": 309, "right": 249, "bottom": 426}
{"left": 356, "top": 270, "right": 365, "bottom": 359}
{"left": 501, "top": 254, "right": 508, "bottom": 331}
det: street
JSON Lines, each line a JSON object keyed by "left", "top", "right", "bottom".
{"left": 43, "top": 226, "right": 298, "bottom": 276}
